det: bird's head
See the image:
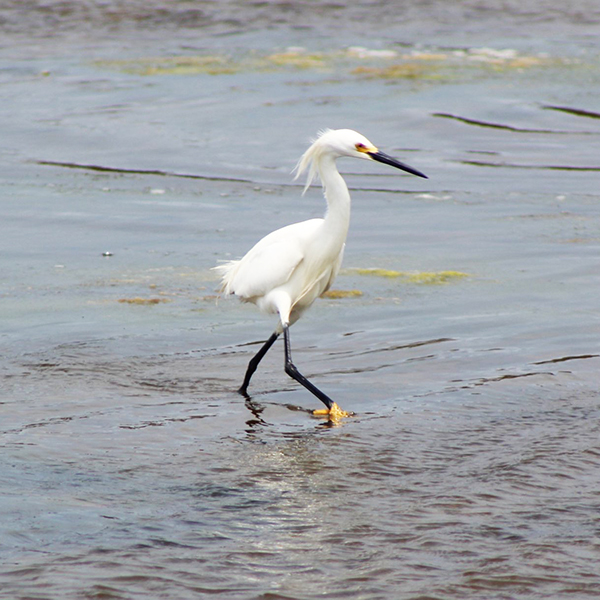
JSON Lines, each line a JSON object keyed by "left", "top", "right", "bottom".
{"left": 294, "top": 128, "right": 427, "bottom": 194}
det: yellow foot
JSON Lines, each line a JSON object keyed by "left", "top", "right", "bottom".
{"left": 313, "top": 402, "right": 352, "bottom": 421}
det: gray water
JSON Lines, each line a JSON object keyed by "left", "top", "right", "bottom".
{"left": 1, "top": 1, "right": 600, "bottom": 599}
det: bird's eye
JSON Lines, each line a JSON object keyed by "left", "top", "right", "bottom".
{"left": 355, "top": 143, "right": 368, "bottom": 152}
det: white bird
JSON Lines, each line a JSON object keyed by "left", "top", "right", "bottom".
{"left": 214, "top": 128, "right": 427, "bottom": 419}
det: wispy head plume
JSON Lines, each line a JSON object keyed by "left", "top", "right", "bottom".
{"left": 292, "top": 128, "right": 332, "bottom": 195}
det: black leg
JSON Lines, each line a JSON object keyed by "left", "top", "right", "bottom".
{"left": 283, "top": 325, "right": 334, "bottom": 411}
{"left": 238, "top": 332, "right": 280, "bottom": 396}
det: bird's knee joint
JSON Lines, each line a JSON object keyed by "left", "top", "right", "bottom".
{"left": 285, "top": 362, "right": 299, "bottom": 378}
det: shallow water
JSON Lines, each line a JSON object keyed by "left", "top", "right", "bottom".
{"left": 2, "top": 2, "right": 600, "bottom": 599}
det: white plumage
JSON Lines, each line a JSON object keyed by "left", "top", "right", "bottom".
{"left": 215, "top": 217, "right": 338, "bottom": 327}
{"left": 214, "top": 128, "right": 427, "bottom": 417}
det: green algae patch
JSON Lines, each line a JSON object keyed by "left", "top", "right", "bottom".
{"left": 96, "top": 51, "right": 328, "bottom": 77}
{"left": 350, "top": 268, "right": 469, "bottom": 284}
{"left": 263, "top": 51, "right": 326, "bottom": 70}
{"left": 352, "top": 63, "right": 440, "bottom": 80}
{"left": 322, "top": 289, "right": 364, "bottom": 299}
{"left": 93, "top": 46, "right": 579, "bottom": 82}
{"left": 95, "top": 56, "right": 238, "bottom": 76}
{"left": 118, "top": 297, "right": 171, "bottom": 305}
{"left": 351, "top": 268, "right": 404, "bottom": 278}
{"left": 405, "top": 271, "right": 470, "bottom": 284}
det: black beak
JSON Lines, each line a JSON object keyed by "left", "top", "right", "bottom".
{"left": 368, "top": 150, "right": 428, "bottom": 179}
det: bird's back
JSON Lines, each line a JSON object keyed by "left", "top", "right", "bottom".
{"left": 214, "top": 218, "right": 323, "bottom": 300}
{"left": 215, "top": 217, "right": 345, "bottom": 321}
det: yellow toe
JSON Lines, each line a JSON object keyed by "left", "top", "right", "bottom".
{"left": 313, "top": 402, "right": 352, "bottom": 420}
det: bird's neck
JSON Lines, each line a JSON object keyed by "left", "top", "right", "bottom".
{"left": 318, "top": 155, "right": 351, "bottom": 236}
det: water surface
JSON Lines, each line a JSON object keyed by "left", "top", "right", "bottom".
{"left": 1, "top": 2, "right": 600, "bottom": 599}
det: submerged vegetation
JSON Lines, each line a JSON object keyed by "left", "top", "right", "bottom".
{"left": 349, "top": 269, "right": 470, "bottom": 284}
{"left": 94, "top": 45, "right": 571, "bottom": 82}
{"left": 322, "top": 289, "right": 364, "bottom": 299}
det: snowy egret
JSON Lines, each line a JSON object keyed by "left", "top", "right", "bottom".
{"left": 214, "top": 128, "right": 427, "bottom": 419}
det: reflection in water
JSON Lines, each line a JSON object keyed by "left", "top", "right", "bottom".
{"left": 244, "top": 396, "right": 269, "bottom": 432}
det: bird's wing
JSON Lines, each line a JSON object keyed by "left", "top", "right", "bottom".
{"left": 320, "top": 243, "right": 345, "bottom": 296}
{"left": 221, "top": 219, "right": 322, "bottom": 300}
